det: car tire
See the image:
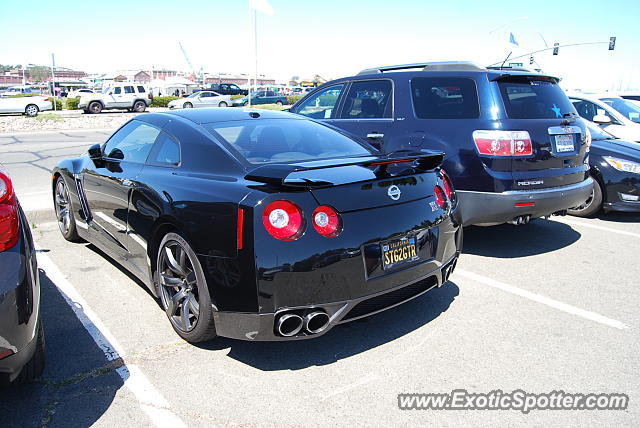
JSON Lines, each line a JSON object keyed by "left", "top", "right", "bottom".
{"left": 218, "top": 101, "right": 228, "bottom": 107}
{"left": 24, "top": 104, "right": 39, "bottom": 117}
{"left": 2, "top": 322, "right": 46, "bottom": 387}
{"left": 155, "top": 232, "right": 217, "bottom": 343}
{"left": 133, "top": 100, "right": 146, "bottom": 113}
{"left": 276, "top": 100, "right": 283, "bottom": 106}
{"left": 568, "top": 179, "right": 603, "bottom": 217}
{"left": 183, "top": 102, "right": 193, "bottom": 109}
{"left": 88, "top": 101, "right": 102, "bottom": 114}
{"left": 54, "top": 176, "right": 83, "bottom": 242}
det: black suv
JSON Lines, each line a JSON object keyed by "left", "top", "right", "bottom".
{"left": 290, "top": 62, "right": 594, "bottom": 226}
{"left": 208, "top": 83, "right": 248, "bottom": 96}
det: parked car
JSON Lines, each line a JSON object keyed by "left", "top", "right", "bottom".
{"left": 168, "top": 90, "right": 231, "bottom": 109}
{"left": 232, "top": 90, "right": 288, "bottom": 107}
{"left": 0, "top": 95, "right": 52, "bottom": 116}
{"left": 569, "top": 92, "right": 640, "bottom": 142}
{"left": 568, "top": 122, "right": 640, "bottom": 216}
{"left": 51, "top": 108, "right": 461, "bottom": 342}
{"left": 0, "top": 86, "right": 33, "bottom": 98}
{"left": 0, "top": 167, "right": 44, "bottom": 387}
{"left": 79, "top": 84, "right": 153, "bottom": 114}
{"left": 290, "top": 62, "right": 594, "bottom": 226}
{"left": 208, "top": 83, "right": 248, "bottom": 96}
{"left": 67, "top": 88, "right": 94, "bottom": 98}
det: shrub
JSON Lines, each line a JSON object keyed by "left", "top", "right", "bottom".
{"left": 66, "top": 97, "right": 80, "bottom": 110}
{"left": 231, "top": 94, "right": 245, "bottom": 100}
{"left": 246, "top": 104, "right": 288, "bottom": 111}
{"left": 50, "top": 98, "right": 62, "bottom": 110}
{"left": 151, "top": 96, "right": 179, "bottom": 107}
{"left": 287, "top": 95, "right": 302, "bottom": 105}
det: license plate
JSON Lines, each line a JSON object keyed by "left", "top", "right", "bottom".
{"left": 555, "top": 134, "right": 575, "bottom": 153}
{"left": 381, "top": 236, "right": 419, "bottom": 270}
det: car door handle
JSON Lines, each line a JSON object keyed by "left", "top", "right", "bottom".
{"left": 367, "top": 133, "right": 384, "bottom": 139}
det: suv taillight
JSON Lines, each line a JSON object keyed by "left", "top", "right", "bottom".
{"left": 262, "top": 200, "right": 304, "bottom": 241}
{"left": 0, "top": 171, "right": 19, "bottom": 252}
{"left": 472, "top": 130, "right": 532, "bottom": 156}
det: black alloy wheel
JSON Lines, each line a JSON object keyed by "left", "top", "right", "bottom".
{"left": 54, "top": 177, "right": 81, "bottom": 241}
{"left": 156, "top": 233, "right": 216, "bottom": 342}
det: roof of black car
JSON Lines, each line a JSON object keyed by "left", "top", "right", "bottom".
{"left": 156, "top": 108, "right": 303, "bottom": 124}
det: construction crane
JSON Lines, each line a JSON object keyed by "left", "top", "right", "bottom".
{"left": 178, "top": 41, "right": 205, "bottom": 87}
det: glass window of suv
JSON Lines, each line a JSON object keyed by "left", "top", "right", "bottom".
{"left": 497, "top": 77, "right": 577, "bottom": 119}
{"left": 124, "top": 86, "right": 135, "bottom": 94}
{"left": 112, "top": 87, "right": 122, "bottom": 95}
{"left": 137, "top": 86, "right": 146, "bottom": 93}
{"left": 103, "top": 121, "right": 160, "bottom": 164}
{"left": 295, "top": 84, "right": 345, "bottom": 119}
{"left": 340, "top": 80, "right": 392, "bottom": 119}
{"left": 411, "top": 77, "right": 479, "bottom": 119}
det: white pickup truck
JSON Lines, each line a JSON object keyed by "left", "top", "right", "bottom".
{"left": 79, "top": 84, "right": 153, "bottom": 114}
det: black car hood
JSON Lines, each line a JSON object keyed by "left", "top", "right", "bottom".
{"left": 591, "top": 138, "right": 640, "bottom": 160}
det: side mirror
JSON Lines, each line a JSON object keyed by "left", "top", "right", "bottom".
{"left": 88, "top": 143, "right": 102, "bottom": 160}
{"left": 108, "top": 148, "right": 125, "bottom": 160}
{"left": 592, "top": 114, "right": 611, "bottom": 124}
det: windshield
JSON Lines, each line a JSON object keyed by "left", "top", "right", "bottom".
{"left": 497, "top": 78, "right": 577, "bottom": 119}
{"left": 187, "top": 92, "right": 199, "bottom": 98}
{"left": 600, "top": 97, "right": 640, "bottom": 123}
{"left": 204, "top": 118, "right": 372, "bottom": 165}
{"left": 101, "top": 87, "right": 110, "bottom": 94}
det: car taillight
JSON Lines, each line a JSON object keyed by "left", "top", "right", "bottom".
{"left": 312, "top": 205, "right": 341, "bottom": 238}
{"left": 472, "top": 130, "right": 532, "bottom": 156}
{"left": 440, "top": 169, "right": 454, "bottom": 200}
{"left": 0, "top": 171, "right": 19, "bottom": 252}
{"left": 43, "top": 98, "right": 49, "bottom": 102}
{"left": 262, "top": 200, "right": 304, "bottom": 241}
{"left": 434, "top": 185, "right": 446, "bottom": 209}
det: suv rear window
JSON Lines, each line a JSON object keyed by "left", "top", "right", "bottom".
{"left": 497, "top": 78, "right": 576, "bottom": 119}
{"left": 205, "top": 119, "right": 371, "bottom": 165}
{"left": 411, "top": 77, "right": 479, "bottom": 119}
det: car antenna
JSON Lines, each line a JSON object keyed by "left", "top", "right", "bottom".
{"left": 500, "top": 51, "right": 513, "bottom": 69}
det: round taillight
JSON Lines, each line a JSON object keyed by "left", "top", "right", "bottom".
{"left": 312, "top": 205, "right": 341, "bottom": 238}
{"left": 0, "top": 171, "right": 13, "bottom": 204}
{"left": 434, "top": 185, "right": 446, "bottom": 209}
{"left": 262, "top": 200, "right": 304, "bottom": 241}
{"left": 441, "top": 170, "right": 454, "bottom": 200}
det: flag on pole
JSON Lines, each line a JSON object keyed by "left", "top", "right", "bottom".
{"left": 509, "top": 32, "right": 519, "bottom": 46}
{"left": 250, "top": 0, "right": 274, "bottom": 16}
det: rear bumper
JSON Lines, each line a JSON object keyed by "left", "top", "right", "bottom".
{"left": 212, "top": 252, "right": 460, "bottom": 341}
{"left": 458, "top": 177, "right": 595, "bottom": 226}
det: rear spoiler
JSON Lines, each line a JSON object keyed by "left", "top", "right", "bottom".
{"left": 245, "top": 151, "right": 444, "bottom": 187}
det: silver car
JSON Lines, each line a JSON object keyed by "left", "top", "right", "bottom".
{"left": 168, "top": 91, "right": 232, "bottom": 109}
{"left": 0, "top": 96, "right": 52, "bottom": 116}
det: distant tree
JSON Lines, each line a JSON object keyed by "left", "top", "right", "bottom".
{"left": 0, "top": 64, "right": 21, "bottom": 73}
{"left": 29, "top": 66, "right": 51, "bottom": 82}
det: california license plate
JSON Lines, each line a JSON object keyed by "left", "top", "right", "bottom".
{"left": 555, "top": 134, "right": 575, "bottom": 153}
{"left": 381, "top": 236, "right": 419, "bottom": 270}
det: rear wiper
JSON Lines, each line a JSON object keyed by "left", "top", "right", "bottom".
{"left": 561, "top": 112, "right": 577, "bottom": 125}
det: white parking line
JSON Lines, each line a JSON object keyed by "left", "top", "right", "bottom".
{"left": 36, "top": 246, "right": 187, "bottom": 428}
{"left": 454, "top": 269, "right": 628, "bottom": 330}
{"left": 552, "top": 217, "right": 640, "bottom": 239}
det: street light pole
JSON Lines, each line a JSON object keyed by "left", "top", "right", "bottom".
{"left": 51, "top": 53, "right": 57, "bottom": 111}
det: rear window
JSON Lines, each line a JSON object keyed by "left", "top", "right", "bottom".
{"left": 204, "top": 119, "right": 372, "bottom": 165}
{"left": 497, "top": 78, "right": 576, "bottom": 119}
{"left": 411, "top": 77, "right": 479, "bottom": 119}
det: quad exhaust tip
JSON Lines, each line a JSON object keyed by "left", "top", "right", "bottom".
{"left": 276, "top": 313, "right": 304, "bottom": 337}
{"left": 304, "top": 311, "right": 330, "bottom": 334}
{"left": 508, "top": 215, "right": 531, "bottom": 225}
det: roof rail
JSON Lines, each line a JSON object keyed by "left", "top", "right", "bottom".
{"left": 357, "top": 61, "right": 485, "bottom": 75}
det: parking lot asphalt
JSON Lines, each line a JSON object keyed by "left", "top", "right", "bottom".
{"left": 1, "top": 130, "right": 639, "bottom": 427}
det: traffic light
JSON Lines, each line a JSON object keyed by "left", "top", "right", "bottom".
{"left": 609, "top": 37, "right": 616, "bottom": 50}
{"left": 553, "top": 43, "right": 559, "bottom": 55}
{"left": 529, "top": 55, "right": 534, "bottom": 65}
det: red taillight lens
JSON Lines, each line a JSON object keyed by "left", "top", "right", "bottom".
{"left": 312, "top": 205, "right": 341, "bottom": 238}
{"left": 440, "top": 169, "right": 454, "bottom": 200}
{"left": 262, "top": 200, "right": 304, "bottom": 241}
{"left": 43, "top": 98, "right": 49, "bottom": 102}
{"left": 472, "top": 130, "right": 532, "bottom": 156}
{"left": 0, "top": 172, "right": 19, "bottom": 252}
{"left": 434, "top": 185, "right": 446, "bottom": 209}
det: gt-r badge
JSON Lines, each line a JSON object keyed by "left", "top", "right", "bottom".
{"left": 429, "top": 201, "right": 439, "bottom": 211}
{"left": 388, "top": 185, "right": 401, "bottom": 201}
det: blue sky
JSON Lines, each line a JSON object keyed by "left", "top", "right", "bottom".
{"left": 1, "top": 0, "right": 638, "bottom": 90}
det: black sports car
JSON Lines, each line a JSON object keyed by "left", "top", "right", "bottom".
{"left": 52, "top": 109, "right": 462, "bottom": 342}
{"left": 0, "top": 167, "right": 44, "bottom": 386}
{"left": 568, "top": 122, "right": 640, "bottom": 216}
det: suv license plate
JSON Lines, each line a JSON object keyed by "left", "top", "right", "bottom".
{"left": 381, "top": 236, "right": 419, "bottom": 270}
{"left": 555, "top": 134, "right": 575, "bottom": 153}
